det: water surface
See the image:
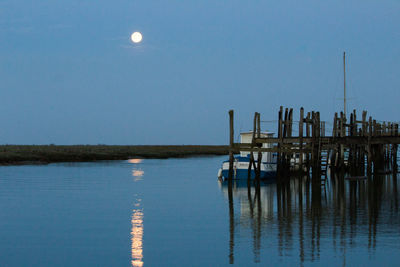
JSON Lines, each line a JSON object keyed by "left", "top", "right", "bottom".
{"left": 0, "top": 157, "right": 399, "bottom": 266}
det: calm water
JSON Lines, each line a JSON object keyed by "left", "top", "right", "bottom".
{"left": 0, "top": 157, "right": 399, "bottom": 266}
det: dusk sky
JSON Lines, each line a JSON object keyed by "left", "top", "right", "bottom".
{"left": 1, "top": 0, "right": 399, "bottom": 145}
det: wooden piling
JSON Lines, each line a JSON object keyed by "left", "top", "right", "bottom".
{"left": 299, "top": 107, "right": 304, "bottom": 168}
{"left": 256, "top": 113, "right": 262, "bottom": 180}
{"left": 228, "top": 110, "right": 234, "bottom": 180}
{"left": 306, "top": 112, "right": 311, "bottom": 174}
{"left": 277, "top": 106, "right": 283, "bottom": 179}
{"left": 367, "top": 116, "right": 373, "bottom": 174}
{"left": 248, "top": 112, "right": 258, "bottom": 180}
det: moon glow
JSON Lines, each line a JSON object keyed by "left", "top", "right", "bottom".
{"left": 131, "top": 32, "right": 143, "bottom": 43}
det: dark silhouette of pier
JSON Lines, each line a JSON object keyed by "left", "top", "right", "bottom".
{"left": 228, "top": 107, "right": 400, "bottom": 182}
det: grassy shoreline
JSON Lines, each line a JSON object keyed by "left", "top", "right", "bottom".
{"left": 0, "top": 145, "right": 231, "bottom": 165}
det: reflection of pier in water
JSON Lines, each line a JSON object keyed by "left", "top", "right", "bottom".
{"left": 219, "top": 174, "right": 399, "bottom": 265}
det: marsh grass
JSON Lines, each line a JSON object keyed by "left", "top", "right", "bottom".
{"left": 0, "top": 145, "right": 231, "bottom": 165}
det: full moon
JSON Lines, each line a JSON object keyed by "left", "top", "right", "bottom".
{"left": 131, "top": 32, "right": 143, "bottom": 43}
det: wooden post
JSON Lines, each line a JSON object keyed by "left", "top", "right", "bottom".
{"left": 333, "top": 113, "right": 338, "bottom": 137}
{"left": 394, "top": 124, "right": 399, "bottom": 173}
{"left": 362, "top": 111, "right": 367, "bottom": 171}
{"left": 349, "top": 113, "right": 354, "bottom": 170}
{"left": 256, "top": 113, "right": 262, "bottom": 180}
{"left": 288, "top": 108, "right": 294, "bottom": 171}
{"left": 312, "top": 112, "right": 321, "bottom": 184}
{"left": 316, "top": 112, "right": 321, "bottom": 169}
{"left": 283, "top": 108, "right": 288, "bottom": 141}
{"left": 367, "top": 116, "right": 373, "bottom": 174}
{"left": 229, "top": 110, "right": 234, "bottom": 180}
{"left": 282, "top": 108, "right": 289, "bottom": 174}
{"left": 288, "top": 108, "right": 293, "bottom": 137}
{"left": 362, "top": 111, "right": 367, "bottom": 137}
{"left": 311, "top": 112, "right": 316, "bottom": 170}
{"left": 316, "top": 112, "right": 321, "bottom": 138}
{"left": 353, "top": 110, "right": 357, "bottom": 136}
{"left": 278, "top": 106, "right": 283, "bottom": 141}
{"left": 339, "top": 112, "right": 345, "bottom": 168}
{"left": 277, "top": 107, "right": 283, "bottom": 180}
{"left": 332, "top": 113, "right": 338, "bottom": 168}
{"left": 248, "top": 112, "right": 258, "bottom": 180}
{"left": 306, "top": 112, "right": 311, "bottom": 174}
{"left": 382, "top": 122, "right": 387, "bottom": 163}
{"left": 299, "top": 107, "right": 304, "bottom": 168}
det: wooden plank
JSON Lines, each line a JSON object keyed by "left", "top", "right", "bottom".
{"left": 254, "top": 137, "right": 325, "bottom": 144}
{"left": 235, "top": 147, "right": 312, "bottom": 153}
{"left": 334, "top": 136, "right": 400, "bottom": 145}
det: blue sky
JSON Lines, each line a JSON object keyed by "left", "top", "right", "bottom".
{"left": 1, "top": 0, "right": 399, "bottom": 144}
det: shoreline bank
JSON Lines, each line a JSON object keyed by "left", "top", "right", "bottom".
{"left": 0, "top": 145, "right": 231, "bottom": 166}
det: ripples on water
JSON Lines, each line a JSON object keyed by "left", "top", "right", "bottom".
{"left": 0, "top": 157, "right": 399, "bottom": 266}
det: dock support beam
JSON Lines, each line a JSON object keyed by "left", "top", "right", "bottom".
{"left": 228, "top": 110, "right": 234, "bottom": 180}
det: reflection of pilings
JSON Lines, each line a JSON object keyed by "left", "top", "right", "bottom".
{"left": 220, "top": 172, "right": 399, "bottom": 265}
{"left": 368, "top": 175, "right": 383, "bottom": 249}
{"left": 298, "top": 176, "right": 305, "bottom": 264}
{"left": 228, "top": 181, "right": 235, "bottom": 264}
{"left": 393, "top": 175, "right": 398, "bottom": 212}
{"left": 276, "top": 180, "right": 294, "bottom": 256}
{"left": 247, "top": 180, "right": 254, "bottom": 217}
{"left": 348, "top": 180, "right": 357, "bottom": 244}
{"left": 311, "top": 170, "right": 322, "bottom": 261}
{"left": 253, "top": 180, "right": 261, "bottom": 262}
{"left": 276, "top": 182, "right": 284, "bottom": 256}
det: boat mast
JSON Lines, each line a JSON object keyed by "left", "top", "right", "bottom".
{"left": 343, "top": 51, "right": 347, "bottom": 117}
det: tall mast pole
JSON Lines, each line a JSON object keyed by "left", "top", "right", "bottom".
{"left": 343, "top": 51, "right": 347, "bottom": 117}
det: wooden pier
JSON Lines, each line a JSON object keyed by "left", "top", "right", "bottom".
{"left": 228, "top": 107, "right": 400, "bottom": 181}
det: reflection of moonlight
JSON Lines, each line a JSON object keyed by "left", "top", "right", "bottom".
{"left": 128, "top": 159, "right": 143, "bottom": 164}
{"left": 131, "top": 32, "right": 143, "bottom": 43}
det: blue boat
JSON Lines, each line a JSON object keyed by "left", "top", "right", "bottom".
{"left": 218, "top": 131, "right": 277, "bottom": 180}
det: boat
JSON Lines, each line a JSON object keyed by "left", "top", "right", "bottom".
{"left": 218, "top": 131, "right": 277, "bottom": 180}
